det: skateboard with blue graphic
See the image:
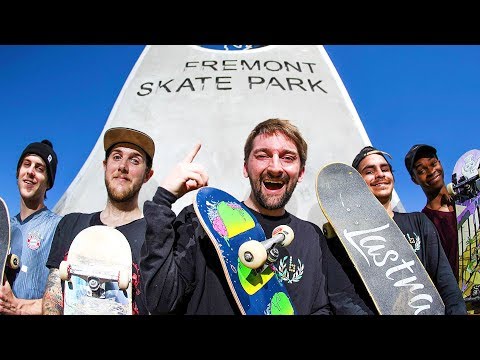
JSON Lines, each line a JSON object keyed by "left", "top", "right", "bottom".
{"left": 446, "top": 149, "right": 480, "bottom": 308}
{"left": 193, "top": 187, "right": 295, "bottom": 315}
{"left": 0, "top": 197, "right": 19, "bottom": 285}
{"left": 59, "top": 225, "right": 132, "bottom": 315}
{"left": 316, "top": 163, "right": 445, "bottom": 315}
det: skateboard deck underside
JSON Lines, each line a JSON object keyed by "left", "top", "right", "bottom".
{"left": 194, "top": 187, "right": 294, "bottom": 315}
{"left": 0, "top": 198, "right": 10, "bottom": 285}
{"left": 457, "top": 203, "right": 480, "bottom": 304}
{"left": 63, "top": 226, "right": 132, "bottom": 315}
{"left": 317, "top": 163, "right": 445, "bottom": 315}
{"left": 451, "top": 150, "right": 480, "bottom": 305}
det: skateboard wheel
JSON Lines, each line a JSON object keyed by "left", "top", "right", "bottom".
{"left": 59, "top": 261, "right": 71, "bottom": 281}
{"left": 238, "top": 240, "right": 267, "bottom": 269}
{"left": 118, "top": 270, "right": 130, "bottom": 290}
{"left": 446, "top": 182, "right": 455, "bottom": 196}
{"left": 7, "top": 254, "right": 19, "bottom": 269}
{"left": 323, "top": 222, "right": 336, "bottom": 239}
{"left": 272, "top": 225, "right": 294, "bottom": 247}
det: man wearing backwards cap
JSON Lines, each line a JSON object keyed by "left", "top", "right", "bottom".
{"left": 404, "top": 144, "right": 459, "bottom": 282}
{"left": 0, "top": 140, "right": 62, "bottom": 315}
{"left": 42, "top": 127, "right": 155, "bottom": 315}
{"left": 327, "top": 145, "right": 466, "bottom": 314}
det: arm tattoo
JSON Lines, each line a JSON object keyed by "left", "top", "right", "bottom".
{"left": 42, "top": 269, "right": 64, "bottom": 315}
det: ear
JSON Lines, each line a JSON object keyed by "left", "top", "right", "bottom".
{"left": 144, "top": 169, "right": 154, "bottom": 183}
{"left": 411, "top": 175, "right": 419, "bottom": 185}
{"left": 297, "top": 166, "right": 306, "bottom": 183}
{"left": 243, "top": 162, "right": 249, "bottom": 178}
{"left": 103, "top": 159, "right": 107, "bottom": 171}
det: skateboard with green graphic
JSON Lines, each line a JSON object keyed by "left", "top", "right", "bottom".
{"left": 193, "top": 187, "right": 295, "bottom": 315}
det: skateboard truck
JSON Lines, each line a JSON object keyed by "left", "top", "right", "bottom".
{"left": 59, "top": 260, "right": 131, "bottom": 292}
{"left": 446, "top": 168, "right": 480, "bottom": 200}
{"left": 238, "top": 225, "right": 294, "bottom": 271}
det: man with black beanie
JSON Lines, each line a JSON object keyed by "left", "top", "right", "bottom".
{"left": 0, "top": 140, "right": 62, "bottom": 314}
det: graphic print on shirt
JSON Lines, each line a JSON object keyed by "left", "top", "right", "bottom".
{"left": 405, "top": 232, "right": 421, "bottom": 253}
{"left": 278, "top": 255, "right": 304, "bottom": 283}
{"left": 26, "top": 230, "right": 42, "bottom": 250}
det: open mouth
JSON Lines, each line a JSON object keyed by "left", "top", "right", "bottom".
{"left": 263, "top": 180, "right": 285, "bottom": 191}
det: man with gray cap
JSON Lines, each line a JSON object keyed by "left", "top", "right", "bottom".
{"left": 42, "top": 127, "right": 155, "bottom": 315}
{"left": 0, "top": 140, "right": 62, "bottom": 315}
{"left": 327, "top": 145, "right": 466, "bottom": 314}
{"left": 404, "top": 144, "right": 458, "bottom": 281}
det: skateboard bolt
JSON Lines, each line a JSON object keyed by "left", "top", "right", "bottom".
{"left": 267, "top": 247, "right": 279, "bottom": 263}
{"left": 88, "top": 277, "right": 100, "bottom": 291}
{"left": 244, "top": 252, "right": 253, "bottom": 262}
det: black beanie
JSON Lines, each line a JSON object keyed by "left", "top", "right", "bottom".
{"left": 17, "top": 140, "right": 58, "bottom": 190}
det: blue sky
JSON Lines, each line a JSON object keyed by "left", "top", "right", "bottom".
{"left": 1, "top": 45, "right": 479, "bottom": 216}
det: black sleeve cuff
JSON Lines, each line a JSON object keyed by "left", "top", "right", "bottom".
{"left": 152, "top": 186, "right": 178, "bottom": 207}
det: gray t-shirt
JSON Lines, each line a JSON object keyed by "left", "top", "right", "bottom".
{"left": 9, "top": 207, "right": 62, "bottom": 299}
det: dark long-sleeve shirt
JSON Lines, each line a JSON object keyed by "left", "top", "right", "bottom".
{"left": 140, "top": 187, "right": 372, "bottom": 315}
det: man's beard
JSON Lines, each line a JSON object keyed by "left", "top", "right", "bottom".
{"left": 105, "top": 178, "right": 142, "bottom": 203}
{"left": 248, "top": 173, "right": 298, "bottom": 210}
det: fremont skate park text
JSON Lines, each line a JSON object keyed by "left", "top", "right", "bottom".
{"left": 137, "top": 60, "right": 328, "bottom": 95}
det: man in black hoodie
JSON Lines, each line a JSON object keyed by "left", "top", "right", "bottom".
{"left": 140, "top": 118, "right": 372, "bottom": 315}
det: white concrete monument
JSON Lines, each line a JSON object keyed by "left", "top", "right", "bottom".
{"left": 54, "top": 45, "right": 404, "bottom": 227}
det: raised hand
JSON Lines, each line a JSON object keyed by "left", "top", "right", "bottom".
{"left": 161, "top": 143, "right": 209, "bottom": 198}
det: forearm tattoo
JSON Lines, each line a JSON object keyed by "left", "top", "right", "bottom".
{"left": 42, "top": 269, "right": 64, "bottom": 315}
